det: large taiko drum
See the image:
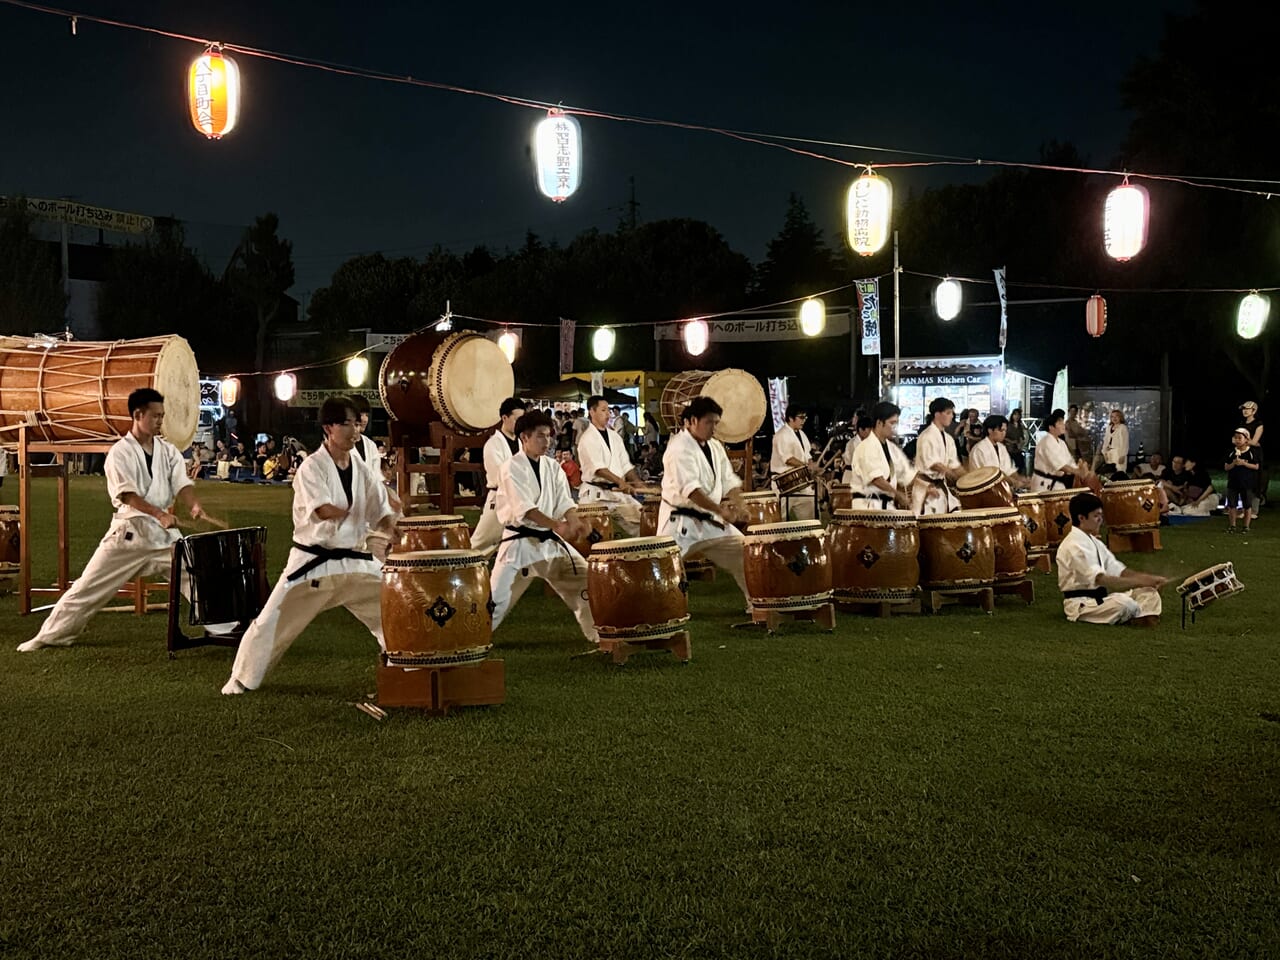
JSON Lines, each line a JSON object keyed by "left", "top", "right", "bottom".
{"left": 916, "top": 510, "right": 997, "bottom": 589}
{"left": 1037, "top": 489, "right": 1076, "bottom": 548}
{"left": 394, "top": 514, "right": 471, "bottom": 553}
{"left": 175, "top": 527, "right": 269, "bottom": 627}
{"left": 659, "top": 369, "right": 766, "bottom": 443}
{"left": 742, "top": 520, "right": 832, "bottom": 612}
{"left": 0, "top": 335, "right": 199, "bottom": 449}
{"left": 982, "top": 506, "right": 1028, "bottom": 582}
{"left": 379, "top": 331, "right": 514, "bottom": 434}
{"left": 829, "top": 483, "right": 853, "bottom": 514}
{"left": 735, "top": 490, "right": 783, "bottom": 531}
{"left": 828, "top": 509, "right": 919, "bottom": 601}
{"left": 1101, "top": 479, "right": 1161, "bottom": 533}
{"left": 381, "top": 550, "right": 493, "bottom": 666}
{"left": 1016, "top": 492, "right": 1050, "bottom": 560}
{"left": 635, "top": 487, "right": 662, "bottom": 537}
{"left": 1, "top": 504, "right": 21, "bottom": 568}
{"left": 567, "top": 503, "right": 613, "bottom": 558}
{"left": 587, "top": 536, "right": 690, "bottom": 641}
{"left": 954, "top": 466, "right": 1014, "bottom": 510}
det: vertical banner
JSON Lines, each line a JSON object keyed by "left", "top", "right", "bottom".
{"left": 856, "top": 279, "right": 881, "bottom": 356}
{"left": 767, "top": 377, "right": 789, "bottom": 431}
{"left": 993, "top": 267, "right": 1008, "bottom": 351}
{"left": 1052, "top": 366, "right": 1070, "bottom": 415}
{"left": 559, "top": 317, "right": 576, "bottom": 376}
{"left": 590, "top": 371, "right": 604, "bottom": 396}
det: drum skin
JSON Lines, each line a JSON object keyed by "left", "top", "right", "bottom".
{"left": 735, "top": 491, "right": 782, "bottom": 532}
{"left": 828, "top": 509, "right": 918, "bottom": 601}
{"left": 635, "top": 487, "right": 662, "bottom": 538}
{"left": 177, "top": 526, "right": 268, "bottom": 625}
{"left": 587, "top": 536, "right": 690, "bottom": 640}
{"left": 985, "top": 507, "right": 1027, "bottom": 581}
{"left": 742, "top": 520, "right": 831, "bottom": 610}
{"left": 381, "top": 550, "right": 492, "bottom": 665}
{"left": 1037, "top": 489, "right": 1076, "bottom": 547}
{"left": 394, "top": 515, "right": 471, "bottom": 553}
{"left": 567, "top": 504, "right": 613, "bottom": 558}
{"left": 1101, "top": 479, "right": 1161, "bottom": 533}
{"left": 955, "top": 467, "right": 1015, "bottom": 510}
{"left": 829, "top": 483, "right": 853, "bottom": 514}
{"left": 916, "top": 510, "right": 997, "bottom": 589}
{"left": 1, "top": 505, "right": 21, "bottom": 566}
{"left": 1016, "top": 493, "right": 1050, "bottom": 556}
{"left": 378, "top": 331, "right": 514, "bottom": 433}
{"left": 658, "top": 369, "right": 767, "bottom": 443}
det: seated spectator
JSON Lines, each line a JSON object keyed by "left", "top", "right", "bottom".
{"left": 1168, "top": 455, "right": 1219, "bottom": 515}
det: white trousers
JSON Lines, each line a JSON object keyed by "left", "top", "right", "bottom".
{"left": 470, "top": 491, "right": 504, "bottom": 554}
{"left": 1064, "top": 587, "right": 1163, "bottom": 624}
{"left": 578, "top": 487, "right": 641, "bottom": 537}
{"left": 227, "top": 571, "right": 384, "bottom": 690}
{"left": 661, "top": 514, "right": 749, "bottom": 600}
{"left": 490, "top": 551, "right": 597, "bottom": 642}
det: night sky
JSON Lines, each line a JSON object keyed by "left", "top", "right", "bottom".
{"left": 1, "top": 0, "right": 1193, "bottom": 301}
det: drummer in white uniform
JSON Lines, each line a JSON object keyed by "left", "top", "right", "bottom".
{"left": 1032, "top": 410, "right": 1086, "bottom": 491}
{"left": 577, "top": 394, "right": 642, "bottom": 536}
{"left": 911, "top": 397, "right": 963, "bottom": 514}
{"left": 659, "top": 396, "right": 750, "bottom": 599}
{"left": 1057, "top": 491, "right": 1165, "bottom": 626}
{"left": 841, "top": 415, "right": 874, "bottom": 483}
{"left": 222, "top": 397, "right": 397, "bottom": 694}
{"left": 470, "top": 397, "right": 525, "bottom": 554}
{"left": 848, "top": 401, "right": 915, "bottom": 510}
{"left": 770, "top": 404, "right": 818, "bottom": 521}
{"left": 490, "top": 410, "right": 597, "bottom": 643}
{"left": 18, "top": 388, "right": 231, "bottom": 652}
{"left": 968, "top": 414, "right": 1029, "bottom": 489}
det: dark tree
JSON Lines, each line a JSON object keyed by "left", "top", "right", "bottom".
{"left": 0, "top": 200, "right": 66, "bottom": 335}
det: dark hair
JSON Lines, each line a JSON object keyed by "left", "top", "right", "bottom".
{"left": 1045, "top": 410, "right": 1065, "bottom": 429}
{"left": 587, "top": 395, "right": 609, "bottom": 411}
{"left": 871, "top": 401, "right": 900, "bottom": 425}
{"left": 128, "top": 388, "right": 164, "bottom": 415}
{"left": 682, "top": 396, "right": 723, "bottom": 422}
{"left": 983, "top": 414, "right": 1008, "bottom": 434}
{"left": 928, "top": 397, "right": 955, "bottom": 419}
{"left": 349, "top": 394, "right": 371, "bottom": 416}
{"left": 785, "top": 403, "right": 807, "bottom": 421}
{"left": 856, "top": 415, "right": 874, "bottom": 431}
{"left": 319, "top": 397, "right": 356, "bottom": 426}
{"left": 515, "top": 410, "right": 555, "bottom": 437}
{"left": 1010, "top": 408, "right": 1022, "bottom": 422}
{"left": 499, "top": 397, "right": 525, "bottom": 418}
{"left": 1069, "top": 492, "right": 1103, "bottom": 524}
{"left": 1068, "top": 404, "right": 1079, "bottom": 413}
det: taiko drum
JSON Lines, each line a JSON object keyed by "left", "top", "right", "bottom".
{"left": 567, "top": 503, "right": 613, "bottom": 558}
{"left": 954, "top": 466, "right": 1015, "bottom": 510}
{"left": 634, "top": 486, "right": 663, "bottom": 537}
{"left": 378, "top": 330, "right": 514, "bottom": 434}
{"left": 829, "top": 483, "right": 853, "bottom": 514}
{"left": 393, "top": 514, "right": 472, "bottom": 553}
{"left": 916, "top": 510, "right": 998, "bottom": 589}
{"left": 981, "top": 506, "right": 1028, "bottom": 582}
{"left": 828, "top": 509, "right": 919, "bottom": 601}
{"left": 658, "top": 369, "right": 767, "bottom": 444}
{"left": 742, "top": 520, "right": 831, "bottom": 611}
{"left": 735, "top": 491, "right": 782, "bottom": 531}
{"left": 587, "top": 536, "right": 690, "bottom": 641}
{"left": 1015, "top": 492, "right": 1050, "bottom": 560}
{"left": 1100, "top": 479, "right": 1161, "bottom": 533}
{"left": 1037, "top": 489, "right": 1076, "bottom": 548}
{"left": 381, "top": 550, "right": 493, "bottom": 666}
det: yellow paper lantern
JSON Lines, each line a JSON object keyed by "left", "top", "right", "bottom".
{"left": 188, "top": 49, "right": 241, "bottom": 139}
{"left": 683, "top": 319, "right": 709, "bottom": 357}
{"left": 534, "top": 111, "right": 583, "bottom": 202}
{"left": 592, "top": 327, "right": 615, "bottom": 362}
{"left": 497, "top": 330, "right": 519, "bottom": 364}
{"left": 1103, "top": 181, "right": 1149, "bottom": 261}
{"left": 273, "top": 372, "right": 297, "bottom": 403}
{"left": 1237, "top": 292, "right": 1270, "bottom": 340}
{"left": 934, "top": 278, "right": 962, "bottom": 321}
{"left": 345, "top": 355, "right": 369, "bottom": 387}
{"left": 846, "top": 170, "right": 892, "bottom": 256}
{"left": 219, "top": 376, "right": 240, "bottom": 406}
{"left": 799, "top": 298, "right": 826, "bottom": 337}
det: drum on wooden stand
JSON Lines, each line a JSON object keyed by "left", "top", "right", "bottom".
{"left": 1100, "top": 479, "right": 1161, "bottom": 533}
{"left": 1037, "top": 489, "right": 1076, "bottom": 549}
{"left": 742, "top": 520, "right": 831, "bottom": 612}
{"left": 379, "top": 331, "right": 515, "bottom": 434}
{"left": 634, "top": 486, "right": 663, "bottom": 537}
{"left": 954, "top": 466, "right": 1014, "bottom": 510}
{"left": 1, "top": 504, "right": 21, "bottom": 571}
{"left": 381, "top": 550, "right": 493, "bottom": 666}
{"left": 1015, "top": 492, "right": 1050, "bottom": 561}
{"left": 980, "top": 506, "right": 1028, "bottom": 582}
{"left": 829, "top": 483, "right": 853, "bottom": 514}
{"left": 0, "top": 335, "right": 199, "bottom": 448}
{"left": 774, "top": 465, "right": 811, "bottom": 496}
{"left": 735, "top": 491, "right": 782, "bottom": 531}
{"left": 828, "top": 509, "right": 919, "bottom": 601}
{"left": 916, "top": 510, "right": 997, "bottom": 589}
{"left": 175, "top": 527, "right": 269, "bottom": 628}
{"left": 394, "top": 514, "right": 472, "bottom": 553}
{"left": 567, "top": 503, "right": 613, "bottom": 558}
{"left": 658, "top": 369, "right": 767, "bottom": 443}
{"left": 1177, "top": 563, "right": 1245, "bottom": 612}
{"left": 587, "top": 536, "right": 690, "bottom": 641}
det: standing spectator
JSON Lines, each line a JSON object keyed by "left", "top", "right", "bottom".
{"left": 1005, "top": 408, "right": 1029, "bottom": 473}
{"left": 1097, "top": 409, "right": 1129, "bottom": 474}
{"left": 618, "top": 410, "right": 638, "bottom": 453}
{"left": 643, "top": 411, "right": 660, "bottom": 446}
{"left": 1224, "top": 428, "right": 1261, "bottom": 533}
{"left": 0, "top": 445, "right": 8, "bottom": 488}
{"left": 1065, "top": 404, "right": 1086, "bottom": 459}
{"left": 1238, "top": 400, "right": 1265, "bottom": 507}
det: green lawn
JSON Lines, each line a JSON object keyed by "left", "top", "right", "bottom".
{"left": 2, "top": 479, "right": 1277, "bottom": 959}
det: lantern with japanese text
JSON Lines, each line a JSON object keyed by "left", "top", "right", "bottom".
{"left": 799, "top": 298, "right": 825, "bottom": 337}
{"left": 345, "top": 355, "right": 369, "bottom": 387}
{"left": 534, "top": 111, "right": 582, "bottom": 202}
{"left": 273, "top": 372, "right": 297, "bottom": 403}
{"left": 1085, "top": 295, "right": 1107, "bottom": 338}
{"left": 592, "top": 327, "right": 615, "bottom": 362}
{"left": 188, "top": 48, "right": 241, "bottom": 139}
{"left": 1103, "top": 181, "right": 1149, "bottom": 261}
{"left": 497, "top": 330, "right": 519, "bottom": 363}
{"left": 1237, "top": 292, "right": 1270, "bottom": 340}
{"left": 846, "top": 171, "right": 892, "bottom": 256}
{"left": 219, "top": 376, "right": 240, "bottom": 407}
{"left": 683, "top": 319, "right": 709, "bottom": 357}
{"left": 934, "top": 279, "right": 962, "bottom": 321}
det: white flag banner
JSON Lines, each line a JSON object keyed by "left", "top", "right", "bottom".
{"left": 591, "top": 370, "right": 604, "bottom": 396}
{"left": 767, "top": 377, "right": 789, "bottom": 431}
{"left": 993, "top": 267, "right": 1008, "bottom": 351}
{"left": 1052, "top": 366, "right": 1069, "bottom": 415}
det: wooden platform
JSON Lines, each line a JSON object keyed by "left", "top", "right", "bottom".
{"left": 993, "top": 577, "right": 1035, "bottom": 605}
{"left": 835, "top": 593, "right": 922, "bottom": 617}
{"left": 739, "top": 601, "right": 836, "bottom": 634}
{"left": 376, "top": 658, "right": 506, "bottom": 715}
{"left": 597, "top": 631, "right": 691, "bottom": 665}
{"left": 1027, "top": 553, "right": 1052, "bottom": 575}
{"left": 1106, "top": 528, "right": 1162, "bottom": 553}
{"left": 921, "top": 585, "right": 996, "bottom": 614}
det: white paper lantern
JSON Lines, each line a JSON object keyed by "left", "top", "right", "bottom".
{"left": 1237, "top": 292, "right": 1270, "bottom": 340}
{"left": 934, "top": 279, "right": 962, "bottom": 321}
{"left": 799, "top": 298, "right": 826, "bottom": 337}
{"left": 846, "top": 171, "right": 892, "bottom": 256}
{"left": 534, "top": 111, "right": 582, "bottom": 202}
{"left": 592, "top": 326, "right": 615, "bottom": 362}
{"left": 273, "top": 372, "right": 297, "bottom": 403}
{"left": 219, "top": 376, "right": 240, "bottom": 407}
{"left": 683, "top": 319, "right": 709, "bottom": 357}
{"left": 1103, "top": 182, "right": 1149, "bottom": 261}
{"left": 497, "top": 330, "right": 519, "bottom": 363}
{"left": 345, "top": 355, "right": 369, "bottom": 387}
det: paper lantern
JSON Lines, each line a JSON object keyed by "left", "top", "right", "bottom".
{"left": 188, "top": 49, "right": 240, "bottom": 139}
{"left": 683, "top": 319, "right": 709, "bottom": 357}
{"left": 273, "top": 372, "right": 297, "bottom": 403}
{"left": 592, "top": 327, "right": 615, "bottom": 362}
{"left": 1103, "top": 182, "right": 1149, "bottom": 261}
{"left": 1085, "top": 295, "right": 1108, "bottom": 338}
{"left": 534, "top": 111, "right": 582, "bottom": 202}
{"left": 345, "top": 356, "right": 369, "bottom": 387}
{"left": 846, "top": 171, "right": 892, "bottom": 256}
{"left": 1237, "top": 292, "right": 1270, "bottom": 340}
{"left": 799, "top": 298, "right": 825, "bottom": 337}
{"left": 934, "top": 279, "right": 962, "bottom": 321}
{"left": 219, "top": 376, "right": 240, "bottom": 406}
{"left": 497, "top": 330, "right": 519, "bottom": 363}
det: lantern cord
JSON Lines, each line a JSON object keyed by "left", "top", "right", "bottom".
{"left": 5, "top": 0, "right": 1280, "bottom": 200}
{"left": 901, "top": 269, "right": 1280, "bottom": 295}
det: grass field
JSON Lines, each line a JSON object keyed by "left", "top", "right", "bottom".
{"left": 2, "top": 478, "right": 1278, "bottom": 959}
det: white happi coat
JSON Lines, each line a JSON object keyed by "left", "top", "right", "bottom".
{"left": 967, "top": 437, "right": 1016, "bottom": 477}
{"left": 912, "top": 424, "right": 961, "bottom": 514}
{"left": 104, "top": 432, "right": 193, "bottom": 547}
{"left": 495, "top": 451, "right": 582, "bottom": 567}
{"left": 1056, "top": 526, "right": 1161, "bottom": 623}
{"left": 284, "top": 444, "right": 395, "bottom": 580}
{"left": 353, "top": 434, "right": 383, "bottom": 482}
{"left": 577, "top": 424, "right": 635, "bottom": 505}
{"left": 842, "top": 434, "right": 863, "bottom": 483}
{"left": 1032, "top": 432, "right": 1076, "bottom": 491}
{"left": 849, "top": 435, "right": 915, "bottom": 509}
{"left": 771, "top": 425, "right": 814, "bottom": 496}
{"left": 483, "top": 430, "right": 519, "bottom": 495}
{"left": 659, "top": 430, "right": 743, "bottom": 548}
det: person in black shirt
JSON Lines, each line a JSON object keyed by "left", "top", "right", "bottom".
{"left": 1224, "top": 428, "right": 1261, "bottom": 533}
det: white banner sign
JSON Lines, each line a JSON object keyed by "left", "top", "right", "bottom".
{"left": 653, "top": 312, "right": 850, "bottom": 343}
{"left": 365, "top": 332, "right": 410, "bottom": 352}
{"left": 288, "top": 388, "right": 384, "bottom": 409}
{"left": 1, "top": 195, "right": 154, "bottom": 234}
{"left": 856, "top": 280, "right": 880, "bottom": 356}
{"left": 767, "top": 377, "right": 789, "bottom": 432}
{"left": 994, "top": 267, "right": 1008, "bottom": 351}
{"left": 1052, "top": 367, "right": 1070, "bottom": 415}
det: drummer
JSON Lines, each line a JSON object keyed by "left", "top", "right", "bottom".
{"left": 1032, "top": 410, "right": 1087, "bottom": 491}
{"left": 968, "top": 414, "right": 1030, "bottom": 489}
{"left": 470, "top": 397, "right": 525, "bottom": 554}
{"left": 491, "top": 410, "right": 597, "bottom": 643}
{"left": 18, "top": 388, "right": 235, "bottom": 652}
{"left": 1057, "top": 491, "right": 1166, "bottom": 626}
{"left": 911, "top": 397, "right": 963, "bottom": 514}
{"left": 771, "top": 404, "right": 819, "bottom": 520}
{"left": 659, "top": 396, "right": 750, "bottom": 599}
{"left": 847, "top": 401, "right": 914, "bottom": 510}
{"left": 576, "top": 394, "right": 642, "bottom": 536}
{"left": 841, "top": 415, "right": 874, "bottom": 483}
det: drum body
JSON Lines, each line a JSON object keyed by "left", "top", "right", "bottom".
{"left": 735, "top": 491, "right": 782, "bottom": 532}
{"left": 381, "top": 550, "right": 492, "bottom": 665}
{"left": 0, "top": 335, "right": 199, "bottom": 449}
{"left": 774, "top": 465, "right": 810, "bottom": 496}
{"left": 177, "top": 526, "right": 268, "bottom": 625}
{"left": 568, "top": 503, "right": 613, "bottom": 558}
{"left": 742, "top": 520, "right": 831, "bottom": 611}
{"left": 828, "top": 509, "right": 919, "bottom": 601}
{"left": 829, "top": 483, "right": 853, "bottom": 514}
{"left": 635, "top": 487, "right": 662, "bottom": 538}
{"left": 395, "top": 514, "right": 471, "bottom": 553}
{"left": 984, "top": 507, "right": 1027, "bottom": 581}
{"left": 1, "top": 504, "right": 20, "bottom": 567}
{"left": 1101, "top": 479, "right": 1161, "bottom": 533}
{"left": 1037, "top": 489, "right": 1076, "bottom": 548}
{"left": 379, "top": 331, "right": 514, "bottom": 434}
{"left": 1016, "top": 492, "right": 1050, "bottom": 559}
{"left": 587, "top": 536, "right": 690, "bottom": 640}
{"left": 916, "top": 510, "right": 997, "bottom": 589}
{"left": 1177, "top": 562, "right": 1245, "bottom": 611}
{"left": 658, "top": 369, "right": 766, "bottom": 443}
{"left": 954, "top": 466, "right": 1014, "bottom": 510}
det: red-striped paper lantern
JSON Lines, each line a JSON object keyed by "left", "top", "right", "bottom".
{"left": 1085, "top": 295, "right": 1107, "bottom": 338}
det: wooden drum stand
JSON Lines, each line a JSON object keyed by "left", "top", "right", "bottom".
{"left": 391, "top": 421, "right": 491, "bottom": 516}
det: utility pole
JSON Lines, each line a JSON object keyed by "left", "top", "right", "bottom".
{"left": 627, "top": 177, "right": 639, "bottom": 230}
{"left": 893, "top": 230, "right": 901, "bottom": 398}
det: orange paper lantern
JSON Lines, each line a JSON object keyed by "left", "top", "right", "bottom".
{"left": 188, "top": 49, "right": 241, "bottom": 139}
{"left": 1085, "top": 294, "right": 1107, "bottom": 338}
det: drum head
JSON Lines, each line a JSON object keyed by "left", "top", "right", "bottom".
{"left": 155, "top": 337, "right": 199, "bottom": 450}
{"left": 433, "top": 334, "right": 514, "bottom": 432}
{"left": 956, "top": 466, "right": 1002, "bottom": 493}
{"left": 401, "top": 514, "right": 467, "bottom": 526}
{"left": 703, "top": 369, "right": 766, "bottom": 443}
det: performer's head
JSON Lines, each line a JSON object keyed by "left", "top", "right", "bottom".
{"left": 928, "top": 397, "right": 955, "bottom": 428}
{"left": 784, "top": 403, "right": 807, "bottom": 429}
{"left": 983, "top": 414, "right": 1008, "bottom": 441}
{"left": 871, "top": 401, "right": 900, "bottom": 439}
{"left": 682, "top": 396, "right": 722, "bottom": 443}
{"left": 319, "top": 397, "right": 358, "bottom": 452}
{"left": 856, "top": 415, "right": 874, "bottom": 439}
{"left": 348, "top": 394, "right": 371, "bottom": 435}
{"left": 127, "top": 388, "right": 165, "bottom": 439}
{"left": 1044, "top": 410, "right": 1066, "bottom": 437}
{"left": 498, "top": 397, "right": 526, "bottom": 435}
{"left": 587, "top": 395, "right": 611, "bottom": 428}
{"left": 515, "top": 410, "right": 556, "bottom": 458}
{"left": 1069, "top": 491, "right": 1104, "bottom": 534}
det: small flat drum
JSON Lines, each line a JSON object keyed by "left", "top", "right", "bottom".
{"left": 954, "top": 466, "right": 1014, "bottom": 510}
{"left": 1177, "top": 563, "right": 1244, "bottom": 612}
{"left": 394, "top": 514, "right": 471, "bottom": 553}
{"left": 659, "top": 369, "right": 766, "bottom": 443}
{"left": 774, "top": 465, "right": 811, "bottom": 496}
{"left": 588, "top": 536, "right": 690, "bottom": 641}
{"left": 742, "top": 519, "right": 831, "bottom": 612}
